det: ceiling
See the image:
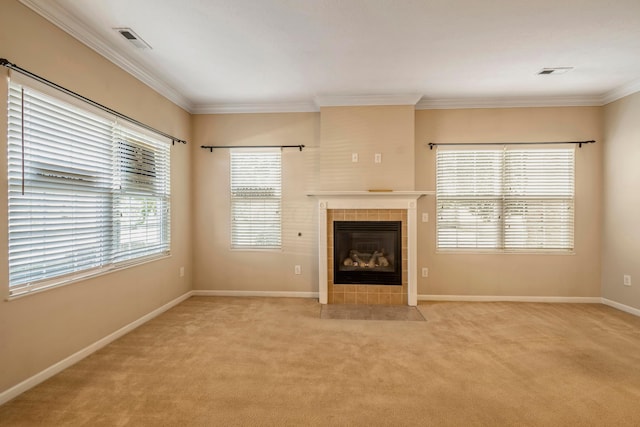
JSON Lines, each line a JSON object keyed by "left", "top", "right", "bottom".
{"left": 21, "top": 0, "right": 640, "bottom": 113}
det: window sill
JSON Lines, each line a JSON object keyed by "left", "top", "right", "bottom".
{"left": 229, "top": 247, "right": 283, "bottom": 253}
{"left": 6, "top": 253, "right": 171, "bottom": 301}
{"left": 435, "top": 249, "right": 575, "bottom": 256}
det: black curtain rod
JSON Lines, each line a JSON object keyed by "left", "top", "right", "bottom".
{"left": 201, "top": 145, "right": 305, "bottom": 153}
{"left": 428, "top": 140, "right": 595, "bottom": 150}
{"left": 0, "top": 58, "right": 187, "bottom": 145}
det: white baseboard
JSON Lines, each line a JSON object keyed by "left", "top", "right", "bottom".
{"left": 418, "top": 294, "right": 602, "bottom": 303}
{"left": 0, "top": 291, "right": 193, "bottom": 406}
{"left": 192, "top": 289, "right": 319, "bottom": 299}
{"left": 602, "top": 298, "right": 640, "bottom": 317}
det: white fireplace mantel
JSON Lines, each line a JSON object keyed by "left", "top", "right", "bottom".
{"left": 309, "top": 191, "right": 433, "bottom": 306}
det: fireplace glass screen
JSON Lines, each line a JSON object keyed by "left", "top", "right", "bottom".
{"left": 333, "top": 221, "right": 402, "bottom": 285}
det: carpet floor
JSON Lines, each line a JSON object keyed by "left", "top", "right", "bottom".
{"left": 1, "top": 297, "right": 640, "bottom": 426}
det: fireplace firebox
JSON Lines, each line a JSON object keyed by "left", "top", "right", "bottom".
{"left": 333, "top": 221, "right": 402, "bottom": 285}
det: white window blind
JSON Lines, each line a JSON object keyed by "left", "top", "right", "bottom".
{"left": 7, "top": 82, "right": 171, "bottom": 296}
{"left": 112, "top": 126, "right": 171, "bottom": 263}
{"left": 436, "top": 148, "right": 574, "bottom": 251}
{"left": 230, "top": 149, "right": 281, "bottom": 249}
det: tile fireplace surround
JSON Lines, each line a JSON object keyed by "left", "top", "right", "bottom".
{"left": 313, "top": 192, "right": 429, "bottom": 306}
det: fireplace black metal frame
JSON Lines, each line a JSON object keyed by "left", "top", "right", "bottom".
{"left": 333, "top": 221, "right": 402, "bottom": 285}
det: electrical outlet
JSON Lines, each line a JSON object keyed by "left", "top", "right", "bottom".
{"left": 179, "top": 267, "right": 185, "bottom": 277}
{"left": 295, "top": 265, "right": 301, "bottom": 275}
{"left": 624, "top": 274, "right": 631, "bottom": 286}
{"left": 374, "top": 153, "right": 382, "bottom": 163}
{"left": 422, "top": 213, "right": 429, "bottom": 222}
{"left": 421, "top": 267, "right": 429, "bottom": 277}
{"left": 352, "top": 153, "right": 358, "bottom": 163}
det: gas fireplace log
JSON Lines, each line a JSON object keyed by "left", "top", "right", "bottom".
{"left": 342, "top": 250, "right": 392, "bottom": 268}
{"left": 368, "top": 251, "right": 382, "bottom": 268}
{"left": 349, "top": 250, "right": 366, "bottom": 266}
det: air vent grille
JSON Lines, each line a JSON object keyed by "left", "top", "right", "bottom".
{"left": 538, "top": 67, "right": 573, "bottom": 75}
{"left": 114, "top": 28, "right": 152, "bottom": 49}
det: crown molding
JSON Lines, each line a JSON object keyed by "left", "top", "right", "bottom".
{"left": 192, "top": 101, "right": 318, "bottom": 114}
{"left": 18, "top": 0, "right": 640, "bottom": 114}
{"left": 416, "top": 95, "right": 604, "bottom": 110}
{"left": 19, "top": 0, "right": 194, "bottom": 112}
{"left": 600, "top": 78, "right": 640, "bottom": 105}
{"left": 315, "top": 94, "right": 422, "bottom": 108}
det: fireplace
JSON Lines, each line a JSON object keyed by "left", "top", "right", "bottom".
{"left": 333, "top": 221, "right": 402, "bottom": 285}
{"left": 313, "top": 191, "right": 429, "bottom": 305}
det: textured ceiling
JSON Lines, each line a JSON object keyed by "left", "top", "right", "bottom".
{"left": 20, "top": 0, "right": 640, "bottom": 112}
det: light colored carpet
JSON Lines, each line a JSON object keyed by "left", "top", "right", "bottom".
{"left": 2, "top": 297, "right": 640, "bottom": 426}
{"left": 320, "top": 304, "right": 426, "bottom": 321}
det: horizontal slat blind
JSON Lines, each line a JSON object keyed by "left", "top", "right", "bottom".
{"left": 230, "top": 150, "right": 281, "bottom": 249}
{"left": 436, "top": 150, "right": 502, "bottom": 249}
{"left": 504, "top": 149, "right": 574, "bottom": 250}
{"left": 7, "top": 82, "right": 171, "bottom": 295}
{"left": 112, "top": 126, "right": 171, "bottom": 263}
{"left": 436, "top": 147, "right": 574, "bottom": 251}
{"left": 8, "top": 84, "right": 113, "bottom": 289}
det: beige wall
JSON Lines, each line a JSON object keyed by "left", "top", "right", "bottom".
{"left": 191, "top": 113, "right": 319, "bottom": 292}
{"left": 415, "top": 107, "right": 603, "bottom": 297}
{"left": 319, "top": 106, "right": 415, "bottom": 190}
{"left": 602, "top": 93, "right": 640, "bottom": 309}
{"left": 192, "top": 106, "right": 604, "bottom": 300}
{"left": 0, "top": 1, "right": 192, "bottom": 394}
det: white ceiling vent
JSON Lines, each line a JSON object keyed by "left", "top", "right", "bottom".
{"left": 114, "top": 28, "right": 152, "bottom": 49}
{"left": 538, "top": 67, "right": 574, "bottom": 75}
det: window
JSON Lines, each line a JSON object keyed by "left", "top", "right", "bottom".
{"left": 7, "top": 82, "right": 170, "bottom": 296}
{"left": 436, "top": 147, "right": 574, "bottom": 251}
{"left": 230, "top": 149, "right": 281, "bottom": 249}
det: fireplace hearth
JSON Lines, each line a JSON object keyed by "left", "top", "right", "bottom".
{"left": 333, "top": 221, "right": 402, "bottom": 285}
